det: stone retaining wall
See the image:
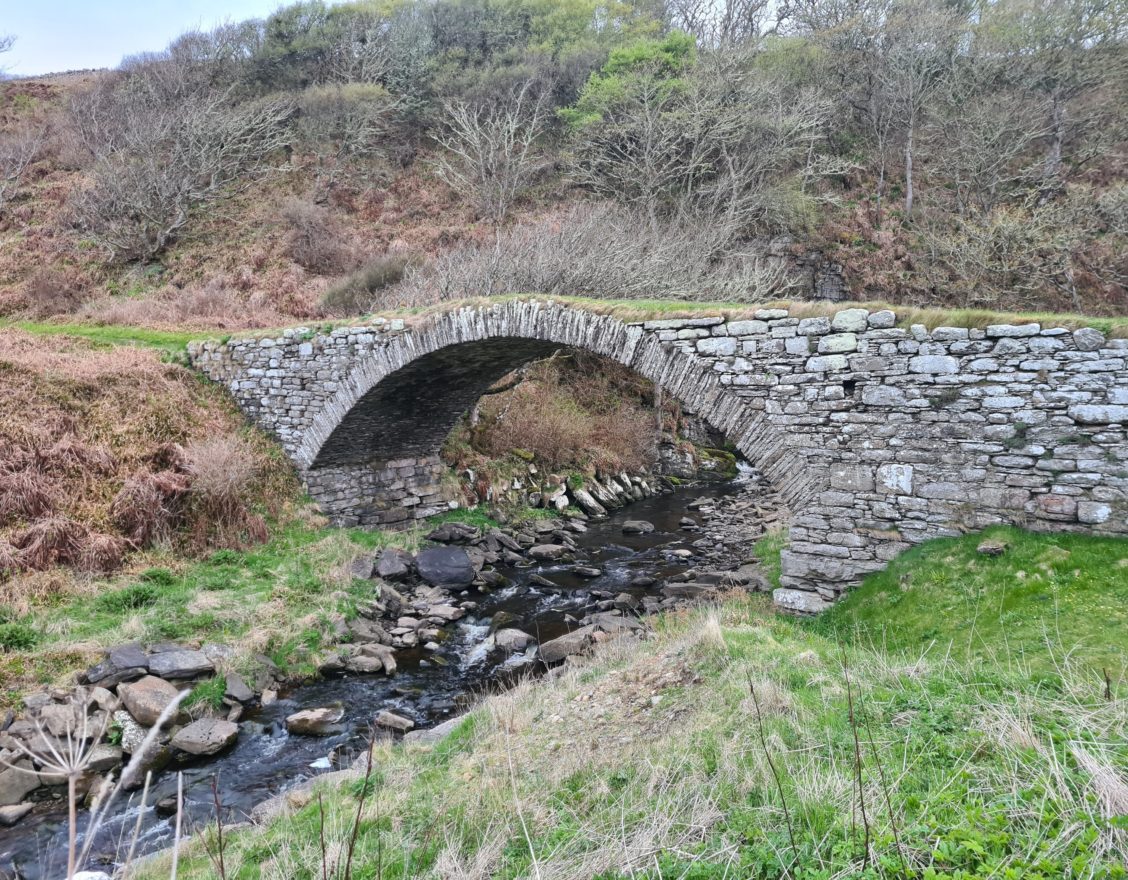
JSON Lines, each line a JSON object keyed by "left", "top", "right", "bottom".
{"left": 188, "top": 300, "right": 1128, "bottom": 609}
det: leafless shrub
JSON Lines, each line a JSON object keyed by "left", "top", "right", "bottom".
{"left": 319, "top": 251, "right": 419, "bottom": 315}
{"left": 0, "top": 126, "right": 43, "bottom": 216}
{"left": 184, "top": 435, "right": 267, "bottom": 547}
{"left": 282, "top": 197, "right": 359, "bottom": 274}
{"left": 392, "top": 202, "right": 795, "bottom": 305}
{"left": 71, "top": 67, "right": 293, "bottom": 262}
{"left": 433, "top": 81, "right": 550, "bottom": 225}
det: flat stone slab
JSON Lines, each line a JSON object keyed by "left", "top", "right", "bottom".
{"left": 171, "top": 718, "right": 240, "bottom": 756}
{"left": 147, "top": 650, "right": 214, "bottom": 679}
{"left": 286, "top": 706, "right": 345, "bottom": 736}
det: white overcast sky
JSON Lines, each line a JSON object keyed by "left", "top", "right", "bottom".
{"left": 2, "top": 0, "right": 319, "bottom": 76}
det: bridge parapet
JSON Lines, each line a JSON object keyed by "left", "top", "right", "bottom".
{"left": 189, "top": 300, "right": 1128, "bottom": 609}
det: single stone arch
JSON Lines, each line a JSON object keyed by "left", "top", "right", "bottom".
{"left": 295, "top": 302, "right": 821, "bottom": 525}
{"left": 190, "top": 298, "right": 1128, "bottom": 609}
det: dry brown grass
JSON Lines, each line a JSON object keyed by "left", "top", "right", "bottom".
{"left": 452, "top": 350, "right": 658, "bottom": 476}
{"left": 0, "top": 330, "right": 296, "bottom": 583}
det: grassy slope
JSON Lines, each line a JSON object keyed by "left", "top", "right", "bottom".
{"left": 812, "top": 525, "right": 1128, "bottom": 681}
{"left": 143, "top": 528, "right": 1128, "bottom": 880}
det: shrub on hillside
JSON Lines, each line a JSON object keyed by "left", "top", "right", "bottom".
{"left": 282, "top": 197, "right": 359, "bottom": 275}
{"left": 184, "top": 436, "right": 268, "bottom": 549}
{"left": 319, "top": 252, "right": 419, "bottom": 315}
{"left": 390, "top": 202, "right": 794, "bottom": 306}
{"left": 21, "top": 268, "right": 88, "bottom": 319}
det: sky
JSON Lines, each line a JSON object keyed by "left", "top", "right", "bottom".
{"left": 2, "top": 0, "right": 302, "bottom": 77}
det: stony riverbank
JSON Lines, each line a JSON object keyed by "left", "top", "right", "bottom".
{"left": 0, "top": 471, "right": 785, "bottom": 860}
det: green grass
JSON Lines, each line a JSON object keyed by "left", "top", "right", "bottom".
{"left": 810, "top": 525, "right": 1128, "bottom": 679}
{"left": 141, "top": 589, "right": 1128, "bottom": 880}
{"left": 1, "top": 320, "right": 205, "bottom": 353}
{"left": 753, "top": 527, "right": 788, "bottom": 590}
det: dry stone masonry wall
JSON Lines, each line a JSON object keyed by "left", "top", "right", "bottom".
{"left": 188, "top": 300, "right": 1128, "bottom": 611}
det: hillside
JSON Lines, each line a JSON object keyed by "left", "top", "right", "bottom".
{"left": 0, "top": 0, "right": 1126, "bottom": 330}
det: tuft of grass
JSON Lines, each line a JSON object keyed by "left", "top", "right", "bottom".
{"left": 810, "top": 525, "right": 1128, "bottom": 678}
{"left": 753, "top": 527, "right": 788, "bottom": 590}
{"left": 184, "top": 674, "right": 228, "bottom": 711}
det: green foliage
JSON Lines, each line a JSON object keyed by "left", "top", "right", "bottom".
{"left": 560, "top": 31, "right": 695, "bottom": 128}
{"left": 0, "top": 622, "right": 39, "bottom": 651}
{"left": 95, "top": 583, "right": 160, "bottom": 613}
{"left": 184, "top": 675, "right": 228, "bottom": 711}
{"left": 753, "top": 527, "right": 787, "bottom": 590}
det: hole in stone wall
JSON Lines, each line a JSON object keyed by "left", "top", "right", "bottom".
{"left": 842, "top": 379, "right": 858, "bottom": 397}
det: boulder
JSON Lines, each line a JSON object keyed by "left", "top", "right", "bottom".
{"left": 84, "top": 644, "right": 149, "bottom": 688}
{"left": 147, "top": 650, "right": 214, "bottom": 680}
{"left": 622, "top": 520, "right": 656, "bottom": 535}
{"left": 570, "top": 488, "right": 607, "bottom": 517}
{"left": 425, "top": 522, "right": 479, "bottom": 543}
{"left": 86, "top": 743, "right": 123, "bottom": 772}
{"left": 344, "top": 654, "right": 386, "bottom": 674}
{"left": 39, "top": 702, "right": 85, "bottom": 738}
{"left": 425, "top": 604, "right": 464, "bottom": 622}
{"left": 348, "top": 617, "right": 392, "bottom": 645}
{"left": 415, "top": 547, "right": 475, "bottom": 588}
{"left": 224, "top": 672, "right": 255, "bottom": 704}
{"left": 0, "top": 760, "right": 39, "bottom": 806}
{"left": 171, "top": 719, "right": 239, "bottom": 756}
{"left": 376, "top": 549, "right": 413, "bottom": 581}
{"left": 118, "top": 676, "right": 181, "bottom": 726}
{"left": 977, "top": 539, "right": 1007, "bottom": 557}
{"left": 527, "top": 544, "right": 568, "bottom": 561}
{"left": 494, "top": 629, "right": 534, "bottom": 653}
{"left": 403, "top": 714, "right": 467, "bottom": 746}
{"left": 572, "top": 565, "right": 603, "bottom": 578}
{"left": 375, "top": 710, "right": 415, "bottom": 732}
{"left": 356, "top": 643, "right": 397, "bottom": 675}
{"left": 539, "top": 627, "right": 594, "bottom": 663}
{"left": 0, "top": 802, "right": 33, "bottom": 826}
{"left": 350, "top": 555, "right": 376, "bottom": 580}
{"left": 286, "top": 706, "right": 345, "bottom": 736}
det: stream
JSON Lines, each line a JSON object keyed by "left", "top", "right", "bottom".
{"left": 1, "top": 471, "right": 754, "bottom": 880}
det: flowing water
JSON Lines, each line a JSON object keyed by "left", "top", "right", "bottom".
{"left": 2, "top": 472, "right": 751, "bottom": 880}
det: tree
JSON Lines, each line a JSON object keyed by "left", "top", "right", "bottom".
{"left": 979, "top": 0, "right": 1128, "bottom": 192}
{"left": 71, "top": 59, "right": 293, "bottom": 261}
{"left": 433, "top": 80, "right": 550, "bottom": 224}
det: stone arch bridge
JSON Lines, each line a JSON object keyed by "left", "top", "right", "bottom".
{"left": 189, "top": 300, "right": 1128, "bottom": 610}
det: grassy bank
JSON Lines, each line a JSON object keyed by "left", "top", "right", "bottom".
{"left": 139, "top": 528, "right": 1128, "bottom": 880}
{"left": 811, "top": 525, "right": 1128, "bottom": 680}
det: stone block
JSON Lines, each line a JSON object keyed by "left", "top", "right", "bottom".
{"left": 908, "top": 355, "right": 959, "bottom": 374}
{"left": 829, "top": 464, "right": 874, "bottom": 492}
{"left": 818, "top": 333, "right": 858, "bottom": 354}
{"left": 726, "top": 320, "right": 769, "bottom": 336}
{"left": 1072, "top": 327, "right": 1105, "bottom": 351}
{"left": 876, "top": 463, "right": 913, "bottom": 495}
{"left": 831, "top": 308, "right": 869, "bottom": 332}
{"left": 867, "top": 310, "right": 896, "bottom": 329}
{"left": 696, "top": 337, "right": 738, "bottom": 356}
{"left": 798, "top": 316, "right": 831, "bottom": 335}
{"left": 1069, "top": 404, "right": 1128, "bottom": 425}
{"left": 805, "top": 354, "right": 849, "bottom": 372}
{"left": 986, "top": 323, "right": 1041, "bottom": 338}
{"left": 1077, "top": 502, "right": 1112, "bottom": 524}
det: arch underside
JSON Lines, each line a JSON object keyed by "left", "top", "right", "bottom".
{"left": 313, "top": 337, "right": 563, "bottom": 468}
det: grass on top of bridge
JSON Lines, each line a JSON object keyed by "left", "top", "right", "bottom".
{"left": 5, "top": 295, "right": 1128, "bottom": 349}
